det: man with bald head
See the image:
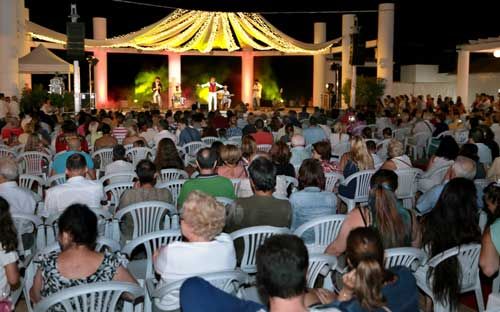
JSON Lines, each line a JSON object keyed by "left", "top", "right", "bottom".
{"left": 51, "top": 137, "right": 96, "bottom": 180}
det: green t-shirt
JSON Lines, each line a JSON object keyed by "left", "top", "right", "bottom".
{"left": 177, "top": 175, "right": 235, "bottom": 208}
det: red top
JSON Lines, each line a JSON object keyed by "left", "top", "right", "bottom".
{"left": 251, "top": 131, "right": 274, "bottom": 145}
{"left": 1, "top": 127, "right": 23, "bottom": 141}
{"left": 209, "top": 82, "right": 217, "bottom": 92}
{"left": 212, "top": 116, "right": 229, "bottom": 129}
{"left": 55, "top": 133, "right": 89, "bottom": 153}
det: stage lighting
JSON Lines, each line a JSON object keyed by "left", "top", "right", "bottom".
{"left": 494, "top": 50, "right": 500, "bottom": 58}
{"left": 326, "top": 83, "right": 334, "bottom": 92}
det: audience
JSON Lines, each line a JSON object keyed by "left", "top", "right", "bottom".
{"left": 459, "top": 143, "right": 486, "bottom": 179}
{"left": 154, "top": 138, "right": 185, "bottom": 171}
{"left": 0, "top": 158, "right": 36, "bottom": 215}
{"left": 480, "top": 182, "right": 500, "bottom": 277}
{"left": 338, "top": 136, "right": 374, "bottom": 199}
{"left": 303, "top": 116, "right": 327, "bottom": 145}
{"left": 178, "top": 118, "right": 201, "bottom": 146}
{"left": 93, "top": 123, "right": 117, "bottom": 150}
{"left": 104, "top": 144, "right": 134, "bottom": 183}
{"left": 217, "top": 144, "right": 247, "bottom": 179}
{"left": 289, "top": 134, "right": 310, "bottom": 167}
{"left": 250, "top": 119, "right": 273, "bottom": 145}
{"left": 380, "top": 139, "right": 412, "bottom": 171}
{"left": 270, "top": 141, "right": 295, "bottom": 177}
{"left": 51, "top": 137, "right": 96, "bottom": 179}
{"left": 240, "top": 135, "right": 257, "bottom": 165}
{"left": 154, "top": 119, "right": 177, "bottom": 146}
{"left": 312, "top": 141, "right": 338, "bottom": 173}
{"left": 0, "top": 197, "right": 20, "bottom": 299}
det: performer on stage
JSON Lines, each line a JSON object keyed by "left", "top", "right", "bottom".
{"left": 171, "top": 85, "right": 185, "bottom": 108}
{"left": 220, "top": 85, "right": 234, "bottom": 109}
{"left": 253, "top": 79, "right": 262, "bottom": 110}
{"left": 152, "top": 76, "right": 163, "bottom": 107}
{"left": 198, "top": 76, "right": 223, "bottom": 111}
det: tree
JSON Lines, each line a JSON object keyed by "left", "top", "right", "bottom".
{"left": 341, "top": 77, "right": 385, "bottom": 108}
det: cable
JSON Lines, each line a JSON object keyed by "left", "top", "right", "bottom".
{"left": 111, "top": 0, "right": 377, "bottom": 14}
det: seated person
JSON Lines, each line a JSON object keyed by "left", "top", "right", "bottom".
{"left": 104, "top": 144, "right": 134, "bottom": 183}
{"left": 376, "top": 127, "right": 392, "bottom": 161}
{"left": 290, "top": 134, "right": 310, "bottom": 167}
{"left": 94, "top": 123, "right": 117, "bottom": 151}
{"left": 217, "top": 144, "right": 247, "bottom": 179}
{"left": 381, "top": 140, "right": 412, "bottom": 171}
{"left": 270, "top": 141, "right": 296, "bottom": 177}
{"left": 0, "top": 197, "right": 20, "bottom": 300}
{"left": 366, "top": 140, "right": 383, "bottom": 168}
{"left": 480, "top": 183, "right": 500, "bottom": 277}
{"left": 312, "top": 141, "right": 338, "bottom": 173}
{"left": 30, "top": 204, "right": 137, "bottom": 305}
{"left": 154, "top": 191, "right": 236, "bottom": 310}
{"left": 338, "top": 136, "right": 374, "bottom": 199}
{"left": 51, "top": 137, "right": 96, "bottom": 180}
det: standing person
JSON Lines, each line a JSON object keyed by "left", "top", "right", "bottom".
{"left": 198, "top": 77, "right": 223, "bottom": 111}
{"left": 152, "top": 76, "right": 163, "bottom": 107}
{"left": 252, "top": 79, "right": 262, "bottom": 110}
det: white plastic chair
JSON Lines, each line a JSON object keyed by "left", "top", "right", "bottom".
{"left": 103, "top": 182, "right": 134, "bottom": 210}
{"left": 256, "top": 144, "right": 272, "bottom": 153}
{"left": 230, "top": 178, "right": 241, "bottom": 194}
{"left": 227, "top": 136, "right": 242, "bottom": 144}
{"left": 147, "top": 270, "right": 249, "bottom": 312}
{"left": 338, "top": 170, "right": 376, "bottom": 212}
{"left": 99, "top": 172, "right": 137, "bottom": 185}
{"left": 393, "top": 127, "right": 411, "bottom": 143}
{"left": 11, "top": 213, "right": 44, "bottom": 266}
{"left": 91, "top": 148, "right": 114, "bottom": 177}
{"left": 293, "top": 214, "right": 346, "bottom": 254}
{"left": 394, "top": 168, "right": 422, "bottom": 209}
{"left": 19, "top": 174, "right": 45, "bottom": 199}
{"left": 156, "top": 179, "right": 187, "bottom": 207}
{"left": 415, "top": 243, "right": 484, "bottom": 312}
{"left": 230, "top": 226, "right": 290, "bottom": 273}
{"left": 307, "top": 253, "right": 338, "bottom": 289}
{"left": 17, "top": 151, "right": 51, "bottom": 179}
{"left": 426, "top": 131, "right": 454, "bottom": 156}
{"left": 384, "top": 247, "right": 427, "bottom": 271}
{"left": 215, "top": 196, "right": 234, "bottom": 208}
{"left": 126, "top": 147, "right": 153, "bottom": 166}
{"left": 202, "top": 136, "right": 222, "bottom": 145}
{"left": 474, "top": 179, "right": 492, "bottom": 192}
{"left": 454, "top": 129, "right": 469, "bottom": 145}
{"left": 114, "top": 201, "right": 178, "bottom": 241}
{"left": 0, "top": 146, "right": 17, "bottom": 159}
{"left": 158, "top": 168, "right": 189, "bottom": 183}
{"left": 324, "top": 172, "right": 344, "bottom": 192}
{"left": 405, "top": 132, "right": 431, "bottom": 160}
{"left": 332, "top": 141, "right": 351, "bottom": 159}
{"left": 182, "top": 141, "right": 207, "bottom": 166}
{"left": 33, "top": 282, "right": 144, "bottom": 312}
{"left": 46, "top": 173, "right": 66, "bottom": 187}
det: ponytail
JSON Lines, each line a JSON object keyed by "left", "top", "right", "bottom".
{"left": 354, "top": 259, "right": 386, "bottom": 310}
{"left": 371, "top": 184, "right": 405, "bottom": 248}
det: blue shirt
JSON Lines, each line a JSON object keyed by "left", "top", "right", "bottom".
{"left": 52, "top": 151, "right": 94, "bottom": 174}
{"left": 179, "top": 127, "right": 201, "bottom": 146}
{"left": 290, "top": 147, "right": 311, "bottom": 166}
{"left": 303, "top": 126, "right": 327, "bottom": 145}
{"left": 226, "top": 126, "right": 242, "bottom": 138}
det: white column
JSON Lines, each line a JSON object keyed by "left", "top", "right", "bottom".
{"left": 93, "top": 17, "right": 108, "bottom": 108}
{"left": 168, "top": 53, "right": 181, "bottom": 110}
{"left": 456, "top": 50, "right": 470, "bottom": 111}
{"left": 377, "top": 3, "right": 395, "bottom": 97}
{"left": 74, "top": 61, "right": 81, "bottom": 112}
{"left": 0, "top": 0, "right": 19, "bottom": 96}
{"left": 313, "top": 22, "right": 327, "bottom": 108}
{"left": 341, "top": 14, "right": 355, "bottom": 108}
{"left": 241, "top": 51, "right": 254, "bottom": 109}
{"left": 18, "top": 3, "right": 31, "bottom": 91}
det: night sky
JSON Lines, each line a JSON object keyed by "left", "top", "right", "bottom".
{"left": 24, "top": 0, "right": 500, "bottom": 102}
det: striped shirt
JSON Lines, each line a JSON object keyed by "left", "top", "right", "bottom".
{"left": 112, "top": 126, "right": 128, "bottom": 142}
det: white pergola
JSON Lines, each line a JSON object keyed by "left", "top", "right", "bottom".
{"left": 456, "top": 36, "right": 500, "bottom": 109}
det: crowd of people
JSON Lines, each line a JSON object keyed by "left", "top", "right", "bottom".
{"left": 0, "top": 91, "right": 500, "bottom": 311}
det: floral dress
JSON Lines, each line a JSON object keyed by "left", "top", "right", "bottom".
{"left": 36, "top": 250, "right": 128, "bottom": 312}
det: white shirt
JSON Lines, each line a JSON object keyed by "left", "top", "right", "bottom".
{"left": 139, "top": 128, "right": 158, "bottom": 146}
{"left": 476, "top": 142, "right": 493, "bottom": 165}
{"left": 104, "top": 160, "right": 134, "bottom": 183}
{"left": 0, "top": 181, "right": 37, "bottom": 215}
{"left": 0, "top": 100, "right": 7, "bottom": 119}
{"left": 154, "top": 129, "right": 177, "bottom": 147}
{"left": 372, "top": 153, "right": 383, "bottom": 167}
{"left": 43, "top": 176, "right": 105, "bottom": 217}
{"left": 8, "top": 101, "right": 19, "bottom": 117}
{"left": 319, "top": 124, "right": 331, "bottom": 139}
{"left": 391, "top": 155, "right": 413, "bottom": 170}
{"left": 0, "top": 244, "right": 18, "bottom": 297}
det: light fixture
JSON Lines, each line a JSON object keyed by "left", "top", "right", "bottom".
{"left": 494, "top": 50, "right": 500, "bottom": 58}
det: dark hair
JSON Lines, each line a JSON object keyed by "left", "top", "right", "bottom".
{"left": 345, "top": 227, "right": 387, "bottom": 310}
{"left": 362, "top": 127, "right": 372, "bottom": 139}
{"left": 382, "top": 127, "right": 392, "bottom": 137}
{"left": 298, "top": 159, "right": 325, "bottom": 190}
{"left": 241, "top": 135, "right": 257, "bottom": 159}
{"left": 248, "top": 157, "right": 277, "bottom": 192}
{"left": 309, "top": 116, "right": 318, "bottom": 126}
{"left": 136, "top": 159, "right": 156, "bottom": 185}
{"left": 158, "top": 119, "right": 169, "bottom": 130}
{"left": 484, "top": 183, "right": 500, "bottom": 226}
{"left": 459, "top": 143, "right": 479, "bottom": 162}
{"left": 256, "top": 234, "right": 308, "bottom": 299}
{"left": 66, "top": 153, "right": 87, "bottom": 170}
{"left": 101, "top": 123, "right": 111, "bottom": 134}
{"left": 422, "top": 178, "right": 481, "bottom": 309}
{"left": 196, "top": 147, "right": 217, "bottom": 169}
{"left": 469, "top": 127, "right": 484, "bottom": 143}
{"left": 58, "top": 204, "right": 97, "bottom": 249}
{"left": 155, "top": 138, "right": 184, "bottom": 170}
{"left": 112, "top": 144, "right": 127, "bottom": 161}
{"left": 435, "top": 136, "right": 459, "bottom": 160}
{"left": 270, "top": 142, "right": 291, "bottom": 166}
{"left": 211, "top": 141, "right": 224, "bottom": 167}
{"left": 255, "top": 119, "right": 264, "bottom": 130}
{"left": 312, "top": 141, "right": 331, "bottom": 161}
{"left": 62, "top": 120, "right": 77, "bottom": 133}
{"left": 366, "top": 140, "right": 376, "bottom": 152}
{"left": 0, "top": 197, "right": 18, "bottom": 252}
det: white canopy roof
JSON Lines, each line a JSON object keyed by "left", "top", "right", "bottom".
{"left": 19, "top": 44, "right": 73, "bottom": 74}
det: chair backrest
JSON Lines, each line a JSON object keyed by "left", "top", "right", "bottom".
{"left": 293, "top": 215, "right": 346, "bottom": 253}
{"left": 230, "top": 226, "right": 291, "bottom": 273}
{"left": 46, "top": 173, "right": 66, "bottom": 187}
{"left": 384, "top": 247, "right": 427, "bottom": 271}
{"left": 156, "top": 179, "right": 187, "bottom": 207}
{"left": 215, "top": 196, "right": 234, "bottom": 208}
{"left": 341, "top": 170, "right": 375, "bottom": 200}
{"left": 19, "top": 174, "right": 45, "bottom": 198}
{"left": 394, "top": 168, "right": 422, "bottom": 199}
{"left": 115, "top": 201, "right": 178, "bottom": 239}
{"left": 393, "top": 127, "right": 411, "bottom": 142}
{"left": 411, "top": 132, "right": 432, "bottom": 147}
{"left": 17, "top": 151, "right": 50, "bottom": 176}
{"left": 307, "top": 254, "right": 338, "bottom": 288}
{"left": 230, "top": 178, "right": 241, "bottom": 194}
{"left": 324, "top": 172, "right": 344, "bottom": 192}
{"left": 99, "top": 172, "right": 137, "bottom": 185}
{"left": 436, "top": 130, "right": 453, "bottom": 139}
{"left": 474, "top": 179, "right": 491, "bottom": 192}
{"left": 103, "top": 182, "right": 134, "bottom": 208}
{"left": 279, "top": 175, "right": 298, "bottom": 189}
{"left": 158, "top": 169, "right": 189, "bottom": 183}
{"left": 256, "top": 144, "right": 272, "bottom": 153}
{"left": 11, "top": 213, "right": 43, "bottom": 260}
{"left": 182, "top": 141, "right": 207, "bottom": 156}
{"left": 0, "top": 147, "right": 17, "bottom": 159}
{"left": 423, "top": 163, "right": 452, "bottom": 185}
{"left": 91, "top": 148, "right": 114, "bottom": 170}
{"left": 454, "top": 129, "right": 469, "bottom": 145}
{"left": 227, "top": 136, "right": 242, "bottom": 143}
{"left": 126, "top": 147, "right": 153, "bottom": 166}
{"left": 121, "top": 230, "right": 182, "bottom": 280}
{"left": 33, "top": 282, "right": 143, "bottom": 312}
{"left": 201, "top": 136, "right": 222, "bottom": 146}
{"left": 426, "top": 243, "right": 481, "bottom": 290}
{"left": 332, "top": 142, "right": 351, "bottom": 158}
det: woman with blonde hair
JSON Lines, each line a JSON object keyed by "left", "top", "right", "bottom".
{"left": 381, "top": 139, "right": 412, "bottom": 171}
{"left": 338, "top": 136, "right": 374, "bottom": 199}
{"left": 122, "top": 125, "right": 147, "bottom": 146}
{"left": 330, "top": 122, "right": 349, "bottom": 148}
{"left": 217, "top": 144, "right": 247, "bottom": 179}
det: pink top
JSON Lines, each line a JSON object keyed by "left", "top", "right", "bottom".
{"left": 217, "top": 165, "right": 247, "bottom": 179}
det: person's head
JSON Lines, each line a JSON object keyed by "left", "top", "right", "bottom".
{"left": 229, "top": 115, "right": 237, "bottom": 126}
{"left": 0, "top": 197, "right": 17, "bottom": 253}
{"left": 241, "top": 135, "right": 257, "bottom": 159}
{"left": 366, "top": 140, "right": 377, "bottom": 154}
{"left": 101, "top": 123, "right": 111, "bottom": 135}
{"left": 345, "top": 227, "right": 387, "bottom": 310}
{"left": 298, "top": 159, "right": 325, "bottom": 190}
{"left": 350, "top": 136, "right": 374, "bottom": 170}
{"left": 155, "top": 138, "right": 184, "bottom": 170}
{"left": 332, "top": 122, "right": 345, "bottom": 134}
{"left": 133, "top": 140, "right": 145, "bottom": 148}
{"left": 309, "top": 116, "right": 318, "bottom": 127}
{"left": 435, "top": 136, "right": 459, "bottom": 161}
{"left": 387, "top": 139, "right": 405, "bottom": 159}
{"left": 255, "top": 119, "right": 265, "bottom": 130}
{"left": 469, "top": 127, "right": 484, "bottom": 143}
{"left": 220, "top": 144, "right": 241, "bottom": 166}
{"left": 209, "top": 77, "right": 216, "bottom": 83}
{"left": 362, "top": 127, "right": 372, "bottom": 139}
{"left": 112, "top": 144, "right": 127, "bottom": 162}
{"left": 312, "top": 141, "right": 331, "bottom": 161}
{"left": 422, "top": 178, "right": 481, "bottom": 309}
{"left": 459, "top": 143, "right": 479, "bottom": 162}
{"left": 211, "top": 141, "right": 224, "bottom": 166}
{"left": 382, "top": 127, "right": 392, "bottom": 138}
{"left": 248, "top": 156, "right": 276, "bottom": 193}
{"left": 62, "top": 120, "right": 77, "bottom": 134}
{"left": 270, "top": 141, "right": 291, "bottom": 166}
{"left": 0, "top": 158, "right": 18, "bottom": 183}
{"left": 285, "top": 123, "right": 294, "bottom": 136}
{"left": 136, "top": 159, "right": 157, "bottom": 186}
{"left": 65, "top": 153, "right": 87, "bottom": 178}
{"left": 67, "top": 137, "right": 82, "bottom": 152}
{"left": 181, "top": 190, "right": 225, "bottom": 241}
{"left": 58, "top": 204, "right": 97, "bottom": 250}
{"left": 155, "top": 76, "right": 160, "bottom": 83}
{"left": 256, "top": 234, "right": 308, "bottom": 301}
{"left": 291, "top": 134, "right": 305, "bottom": 148}
{"left": 484, "top": 183, "right": 500, "bottom": 219}
{"left": 158, "top": 119, "right": 169, "bottom": 131}
{"left": 450, "top": 156, "right": 477, "bottom": 180}
{"left": 196, "top": 147, "right": 217, "bottom": 172}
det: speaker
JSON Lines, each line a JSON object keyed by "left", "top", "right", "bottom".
{"left": 350, "top": 32, "right": 366, "bottom": 66}
{"left": 66, "top": 22, "right": 85, "bottom": 60}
